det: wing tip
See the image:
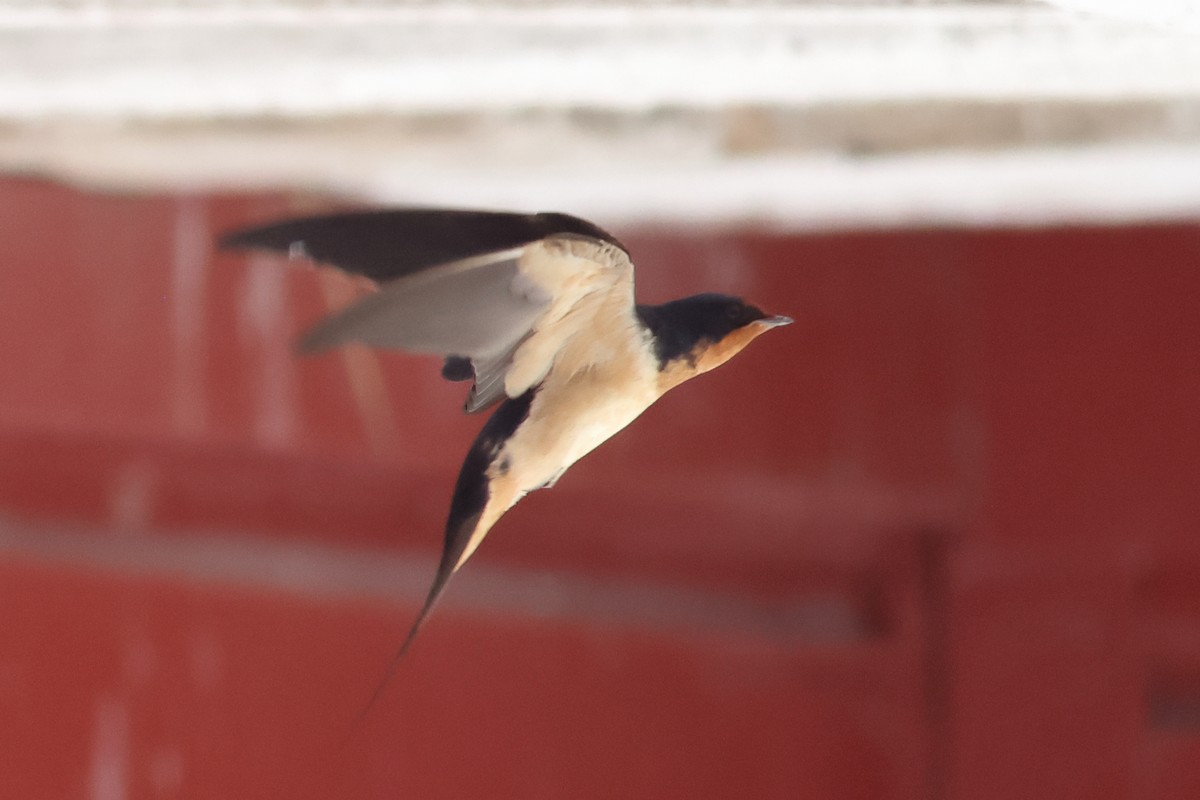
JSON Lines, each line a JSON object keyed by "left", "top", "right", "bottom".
{"left": 216, "top": 228, "right": 249, "bottom": 251}
{"left": 441, "top": 355, "right": 474, "bottom": 382}
{"left": 217, "top": 222, "right": 309, "bottom": 258}
{"left": 216, "top": 223, "right": 271, "bottom": 252}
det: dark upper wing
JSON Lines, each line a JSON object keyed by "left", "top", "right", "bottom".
{"left": 348, "top": 388, "right": 536, "bottom": 723}
{"left": 219, "top": 208, "right": 626, "bottom": 283}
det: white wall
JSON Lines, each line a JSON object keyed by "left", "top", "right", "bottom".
{"left": 2, "top": 0, "right": 1200, "bottom": 227}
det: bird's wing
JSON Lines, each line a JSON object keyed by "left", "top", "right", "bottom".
{"left": 220, "top": 209, "right": 634, "bottom": 413}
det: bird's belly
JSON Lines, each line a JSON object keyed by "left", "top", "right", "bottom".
{"left": 553, "top": 396, "right": 647, "bottom": 475}
{"left": 501, "top": 371, "right": 657, "bottom": 493}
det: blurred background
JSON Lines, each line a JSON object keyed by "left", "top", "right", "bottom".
{"left": 2, "top": 1, "right": 1199, "bottom": 798}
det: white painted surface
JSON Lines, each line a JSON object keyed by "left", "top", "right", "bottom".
{"left": 1, "top": 0, "right": 1199, "bottom": 227}
{"left": 354, "top": 144, "right": 1200, "bottom": 229}
{"left": 3, "top": 3, "right": 1200, "bottom": 117}
{"left": 1042, "top": 0, "right": 1200, "bottom": 32}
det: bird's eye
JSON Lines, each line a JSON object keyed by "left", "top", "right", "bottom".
{"left": 726, "top": 302, "right": 744, "bottom": 320}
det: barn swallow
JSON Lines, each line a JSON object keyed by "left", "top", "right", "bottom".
{"left": 221, "top": 208, "right": 790, "bottom": 699}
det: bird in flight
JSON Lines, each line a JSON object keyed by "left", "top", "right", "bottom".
{"left": 221, "top": 208, "right": 790, "bottom": 695}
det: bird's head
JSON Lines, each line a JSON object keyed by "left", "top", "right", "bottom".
{"left": 638, "top": 293, "right": 792, "bottom": 393}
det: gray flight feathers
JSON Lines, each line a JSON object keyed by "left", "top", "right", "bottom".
{"left": 219, "top": 208, "right": 632, "bottom": 414}
{"left": 298, "top": 251, "right": 547, "bottom": 413}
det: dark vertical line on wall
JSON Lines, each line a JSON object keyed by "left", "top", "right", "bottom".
{"left": 917, "top": 530, "right": 954, "bottom": 800}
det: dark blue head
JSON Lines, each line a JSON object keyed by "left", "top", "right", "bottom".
{"left": 636, "top": 293, "right": 792, "bottom": 371}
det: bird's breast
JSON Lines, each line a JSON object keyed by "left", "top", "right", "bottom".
{"left": 494, "top": 345, "right": 659, "bottom": 494}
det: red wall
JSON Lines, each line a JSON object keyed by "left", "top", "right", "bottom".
{"left": 0, "top": 179, "right": 1197, "bottom": 799}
